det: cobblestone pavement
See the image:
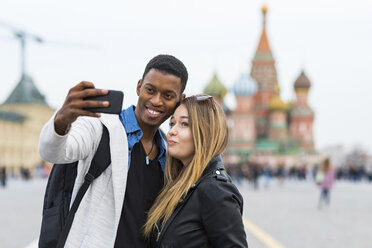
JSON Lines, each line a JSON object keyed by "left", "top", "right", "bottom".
{"left": 0, "top": 179, "right": 46, "bottom": 248}
{"left": 1, "top": 178, "right": 371, "bottom": 248}
{"left": 239, "top": 178, "right": 372, "bottom": 248}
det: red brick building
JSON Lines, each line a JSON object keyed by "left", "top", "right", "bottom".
{"left": 204, "top": 6, "right": 317, "bottom": 167}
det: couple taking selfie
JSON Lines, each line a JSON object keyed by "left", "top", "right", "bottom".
{"left": 38, "top": 55, "right": 248, "bottom": 248}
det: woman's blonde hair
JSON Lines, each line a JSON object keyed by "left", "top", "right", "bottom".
{"left": 143, "top": 95, "right": 228, "bottom": 238}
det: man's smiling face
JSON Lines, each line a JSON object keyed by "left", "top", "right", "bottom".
{"left": 135, "top": 68, "right": 184, "bottom": 129}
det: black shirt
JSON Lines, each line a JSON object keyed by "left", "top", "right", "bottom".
{"left": 114, "top": 142, "right": 164, "bottom": 247}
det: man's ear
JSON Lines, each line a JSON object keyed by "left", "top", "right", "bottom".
{"left": 136, "top": 80, "right": 142, "bottom": 96}
{"left": 180, "top": 93, "right": 186, "bottom": 101}
{"left": 175, "top": 93, "right": 186, "bottom": 109}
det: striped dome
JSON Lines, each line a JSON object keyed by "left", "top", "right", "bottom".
{"left": 233, "top": 73, "right": 258, "bottom": 96}
{"left": 203, "top": 73, "right": 227, "bottom": 99}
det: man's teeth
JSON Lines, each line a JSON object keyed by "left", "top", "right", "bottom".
{"left": 148, "top": 109, "right": 160, "bottom": 115}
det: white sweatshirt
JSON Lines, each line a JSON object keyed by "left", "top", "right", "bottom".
{"left": 38, "top": 113, "right": 129, "bottom": 247}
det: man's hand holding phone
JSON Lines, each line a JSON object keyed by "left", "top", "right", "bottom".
{"left": 54, "top": 81, "right": 123, "bottom": 135}
{"left": 83, "top": 90, "right": 123, "bottom": 114}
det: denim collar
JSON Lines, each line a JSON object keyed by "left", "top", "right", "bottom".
{"left": 119, "top": 105, "right": 166, "bottom": 171}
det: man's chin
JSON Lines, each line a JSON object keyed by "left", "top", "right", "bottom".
{"left": 143, "top": 118, "right": 164, "bottom": 128}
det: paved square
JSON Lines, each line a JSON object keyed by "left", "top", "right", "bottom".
{"left": 240, "top": 179, "right": 372, "bottom": 248}
{"left": 1, "top": 178, "right": 371, "bottom": 248}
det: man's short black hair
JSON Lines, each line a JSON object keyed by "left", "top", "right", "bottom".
{"left": 142, "top": 54, "right": 188, "bottom": 93}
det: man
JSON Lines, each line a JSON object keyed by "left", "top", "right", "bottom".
{"left": 0, "top": 166, "right": 6, "bottom": 187}
{"left": 39, "top": 55, "right": 187, "bottom": 247}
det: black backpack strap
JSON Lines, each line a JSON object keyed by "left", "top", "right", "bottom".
{"left": 56, "top": 124, "right": 111, "bottom": 248}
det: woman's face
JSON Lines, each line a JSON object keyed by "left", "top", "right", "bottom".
{"left": 167, "top": 104, "right": 195, "bottom": 166}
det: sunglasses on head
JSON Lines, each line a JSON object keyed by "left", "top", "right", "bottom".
{"left": 195, "top": 94, "right": 213, "bottom": 102}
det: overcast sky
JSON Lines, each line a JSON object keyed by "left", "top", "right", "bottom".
{"left": 0, "top": 0, "right": 371, "bottom": 151}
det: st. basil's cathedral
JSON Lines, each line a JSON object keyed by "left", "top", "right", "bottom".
{"left": 203, "top": 6, "right": 318, "bottom": 167}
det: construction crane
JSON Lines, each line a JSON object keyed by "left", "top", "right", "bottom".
{"left": 0, "top": 20, "right": 98, "bottom": 80}
{"left": 0, "top": 21, "right": 43, "bottom": 78}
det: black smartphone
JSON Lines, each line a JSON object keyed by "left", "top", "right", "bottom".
{"left": 84, "top": 90, "right": 124, "bottom": 114}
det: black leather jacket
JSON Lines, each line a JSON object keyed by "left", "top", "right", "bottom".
{"left": 150, "top": 155, "right": 248, "bottom": 248}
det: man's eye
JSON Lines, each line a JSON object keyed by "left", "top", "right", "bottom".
{"left": 146, "top": 88, "right": 154, "bottom": 93}
{"left": 164, "top": 94, "right": 173, "bottom": 100}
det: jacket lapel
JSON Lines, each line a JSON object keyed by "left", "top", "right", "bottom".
{"left": 157, "top": 156, "right": 223, "bottom": 244}
{"left": 100, "top": 114, "right": 129, "bottom": 226}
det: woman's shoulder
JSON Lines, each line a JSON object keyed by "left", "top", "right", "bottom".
{"left": 197, "top": 169, "right": 243, "bottom": 206}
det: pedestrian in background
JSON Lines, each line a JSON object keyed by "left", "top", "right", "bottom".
{"left": 316, "top": 157, "right": 335, "bottom": 209}
{"left": 262, "top": 164, "right": 271, "bottom": 189}
{"left": 0, "top": 166, "right": 7, "bottom": 187}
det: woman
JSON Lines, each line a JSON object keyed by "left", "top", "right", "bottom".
{"left": 317, "top": 158, "right": 335, "bottom": 209}
{"left": 143, "top": 95, "right": 248, "bottom": 247}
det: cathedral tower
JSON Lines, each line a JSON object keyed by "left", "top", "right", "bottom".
{"left": 250, "top": 5, "right": 279, "bottom": 138}
{"left": 228, "top": 73, "right": 257, "bottom": 151}
{"left": 289, "top": 71, "right": 314, "bottom": 149}
{"left": 268, "top": 84, "right": 288, "bottom": 141}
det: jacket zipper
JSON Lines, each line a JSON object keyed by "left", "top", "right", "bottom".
{"left": 155, "top": 223, "right": 161, "bottom": 242}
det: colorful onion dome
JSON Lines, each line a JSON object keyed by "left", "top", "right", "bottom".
{"left": 203, "top": 73, "right": 227, "bottom": 99}
{"left": 269, "top": 96, "right": 288, "bottom": 111}
{"left": 290, "top": 105, "right": 314, "bottom": 118}
{"left": 269, "top": 84, "right": 288, "bottom": 111}
{"left": 262, "top": 5, "right": 268, "bottom": 15}
{"left": 294, "top": 70, "right": 311, "bottom": 89}
{"left": 233, "top": 73, "right": 258, "bottom": 96}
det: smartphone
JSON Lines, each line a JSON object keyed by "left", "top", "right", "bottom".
{"left": 84, "top": 90, "right": 124, "bottom": 114}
